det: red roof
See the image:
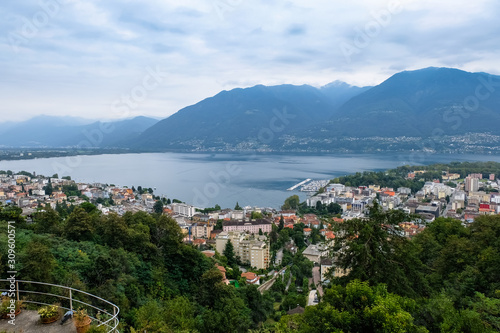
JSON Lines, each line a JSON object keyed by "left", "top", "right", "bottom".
{"left": 241, "top": 272, "right": 260, "bottom": 283}
{"left": 325, "top": 231, "right": 335, "bottom": 239}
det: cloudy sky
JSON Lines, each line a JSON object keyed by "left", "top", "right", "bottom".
{"left": 1, "top": 0, "right": 499, "bottom": 122}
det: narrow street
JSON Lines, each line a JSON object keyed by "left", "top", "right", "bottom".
{"left": 312, "top": 266, "right": 323, "bottom": 297}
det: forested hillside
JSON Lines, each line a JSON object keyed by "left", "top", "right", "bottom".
{"left": 1, "top": 198, "right": 500, "bottom": 332}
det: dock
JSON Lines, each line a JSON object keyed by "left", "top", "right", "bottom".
{"left": 287, "top": 179, "right": 311, "bottom": 191}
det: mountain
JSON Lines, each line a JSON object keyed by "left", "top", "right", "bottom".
{"left": 133, "top": 83, "right": 367, "bottom": 150}
{"left": 320, "top": 81, "right": 372, "bottom": 109}
{"left": 312, "top": 67, "right": 500, "bottom": 137}
{"left": 0, "top": 116, "right": 158, "bottom": 148}
{"left": 6, "top": 67, "right": 500, "bottom": 152}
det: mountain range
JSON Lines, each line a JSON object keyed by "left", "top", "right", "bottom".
{"left": 0, "top": 116, "right": 158, "bottom": 148}
{"left": 4, "top": 67, "right": 500, "bottom": 152}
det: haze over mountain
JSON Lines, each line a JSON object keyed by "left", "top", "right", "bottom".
{"left": 0, "top": 116, "right": 158, "bottom": 148}
{"left": 4, "top": 67, "right": 500, "bottom": 153}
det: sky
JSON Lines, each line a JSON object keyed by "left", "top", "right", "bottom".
{"left": 1, "top": 0, "right": 499, "bottom": 122}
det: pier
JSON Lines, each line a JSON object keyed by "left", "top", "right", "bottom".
{"left": 287, "top": 179, "right": 311, "bottom": 191}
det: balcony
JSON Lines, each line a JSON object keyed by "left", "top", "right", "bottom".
{"left": 0, "top": 279, "right": 120, "bottom": 332}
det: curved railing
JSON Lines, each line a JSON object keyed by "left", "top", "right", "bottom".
{"left": 0, "top": 279, "right": 119, "bottom": 332}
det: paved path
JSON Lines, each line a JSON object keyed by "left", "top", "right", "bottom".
{"left": 275, "top": 248, "right": 283, "bottom": 266}
{"left": 307, "top": 290, "right": 318, "bottom": 306}
{"left": 0, "top": 310, "right": 77, "bottom": 333}
{"left": 312, "top": 266, "right": 324, "bottom": 297}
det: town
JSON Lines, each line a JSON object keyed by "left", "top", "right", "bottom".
{"left": 1, "top": 163, "right": 500, "bottom": 331}
{"left": 1, "top": 165, "right": 499, "bottom": 296}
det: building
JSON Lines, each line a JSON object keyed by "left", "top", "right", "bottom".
{"left": 465, "top": 176, "right": 479, "bottom": 193}
{"left": 320, "top": 258, "right": 333, "bottom": 282}
{"left": 442, "top": 173, "right": 460, "bottom": 181}
{"left": 171, "top": 203, "right": 196, "bottom": 217}
{"left": 241, "top": 272, "right": 260, "bottom": 285}
{"left": 215, "top": 231, "right": 270, "bottom": 269}
{"left": 490, "top": 173, "right": 496, "bottom": 181}
{"left": 222, "top": 219, "right": 272, "bottom": 234}
{"left": 397, "top": 187, "right": 412, "bottom": 195}
{"left": 302, "top": 244, "right": 328, "bottom": 264}
{"left": 249, "top": 240, "right": 269, "bottom": 270}
{"left": 415, "top": 205, "right": 440, "bottom": 218}
{"left": 191, "top": 222, "right": 214, "bottom": 239}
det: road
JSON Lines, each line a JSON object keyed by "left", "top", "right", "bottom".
{"left": 307, "top": 290, "right": 318, "bottom": 306}
{"left": 275, "top": 248, "right": 283, "bottom": 266}
{"left": 312, "top": 266, "right": 323, "bottom": 297}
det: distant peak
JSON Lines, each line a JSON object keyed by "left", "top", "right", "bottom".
{"left": 321, "top": 80, "right": 352, "bottom": 89}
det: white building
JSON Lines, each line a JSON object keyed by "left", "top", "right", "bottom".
{"left": 171, "top": 203, "right": 196, "bottom": 217}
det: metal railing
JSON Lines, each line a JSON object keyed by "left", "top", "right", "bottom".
{"left": 0, "top": 279, "right": 119, "bottom": 332}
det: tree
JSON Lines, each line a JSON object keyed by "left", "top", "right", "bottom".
{"left": 154, "top": 215, "right": 184, "bottom": 256}
{"left": 251, "top": 211, "right": 263, "bottom": 219}
{"left": 283, "top": 280, "right": 428, "bottom": 333}
{"left": 333, "top": 201, "right": 429, "bottom": 298}
{"left": 327, "top": 202, "right": 342, "bottom": 215}
{"left": 239, "top": 284, "right": 272, "bottom": 326}
{"left": 282, "top": 195, "right": 300, "bottom": 210}
{"left": 153, "top": 200, "right": 163, "bottom": 214}
{"left": 97, "top": 213, "right": 129, "bottom": 248}
{"left": 63, "top": 207, "right": 95, "bottom": 241}
{"left": 278, "top": 215, "right": 285, "bottom": 231}
{"left": 43, "top": 183, "right": 53, "bottom": 196}
{"left": 235, "top": 202, "right": 243, "bottom": 210}
{"left": 33, "top": 206, "right": 61, "bottom": 234}
{"left": 214, "top": 219, "right": 223, "bottom": 230}
{"left": 224, "top": 239, "right": 237, "bottom": 266}
{"left": 20, "top": 240, "right": 56, "bottom": 282}
{"left": 80, "top": 202, "right": 98, "bottom": 214}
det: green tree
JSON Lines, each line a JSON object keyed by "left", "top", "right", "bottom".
{"left": 63, "top": 207, "right": 95, "bottom": 241}
{"left": 20, "top": 240, "right": 56, "bottom": 282}
{"left": 282, "top": 195, "right": 300, "bottom": 210}
{"left": 97, "top": 213, "right": 129, "bottom": 248}
{"left": 281, "top": 280, "right": 427, "bottom": 333}
{"left": 278, "top": 215, "right": 285, "bottom": 232}
{"left": 80, "top": 202, "right": 98, "bottom": 214}
{"left": 327, "top": 202, "right": 342, "bottom": 215}
{"left": 333, "top": 202, "right": 428, "bottom": 298}
{"left": 224, "top": 239, "right": 237, "bottom": 267}
{"left": 153, "top": 200, "right": 163, "bottom": 214}
{"left": 33, "top": 206, "right": 61, "bottom": 234}
{"left": 235, "top": 202, "right": 243, "bottom": 210}
{"left": 251, "top": 211, "right": 263, "bottom": 219}
{"left": 43, "top": 183, "right": 53, "bottom": 195}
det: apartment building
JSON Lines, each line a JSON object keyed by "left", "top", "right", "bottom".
{"left": 216, "top": 231, "right": 270, "bottom": 269}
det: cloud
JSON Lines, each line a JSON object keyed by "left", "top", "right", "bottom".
{"left": 0, "top": 0, "right": 499, "bottom": 122}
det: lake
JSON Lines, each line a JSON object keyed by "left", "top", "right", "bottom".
{"left": 1, "top": 152, "right": 500, "bottom": 209}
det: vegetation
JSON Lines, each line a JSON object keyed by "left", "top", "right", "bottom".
{"left": 0, "top": 202, "right": 277, "bottom": 332}
{"left": 1, "top": 161, "right": 500, "bottom": 332}
{"left": 268, "top": 208, "right": 500, "bottom": 332}
{"left": 38, "top": 304, "right": 61, "bottom": 320}
{"left": 330, "top": 161, "right": 500, "bottom": 194}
